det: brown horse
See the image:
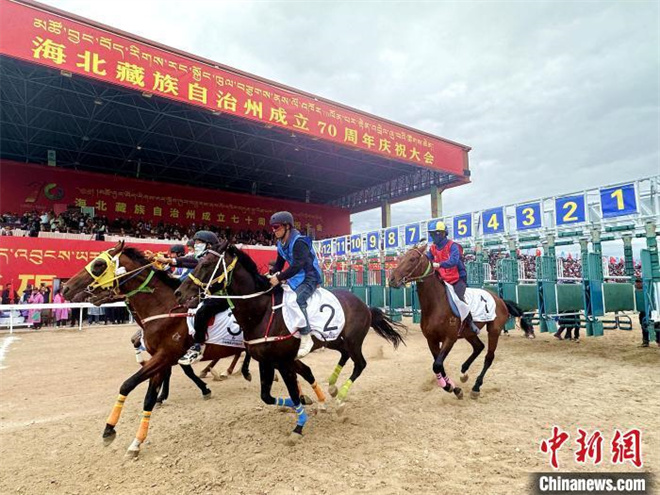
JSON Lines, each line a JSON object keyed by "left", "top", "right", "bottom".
{"left": 175, "top": 241, "right": 406, "bottom": 442}
{"left": 388, "top": 245, "right": 533, "bottom": 399}
{"left": 62, "top": 241, "right": 328, "bottom": 456}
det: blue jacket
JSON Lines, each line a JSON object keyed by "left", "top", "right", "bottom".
{"left": 275, "top": 230, "right": 323, "bottom": 290}
{"left": 426, "top": 237, "right": 467, "bottom": 280}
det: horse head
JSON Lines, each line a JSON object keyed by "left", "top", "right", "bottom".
{"left": 175, "top": 239, "right": 230, "bottom": 308}
{"left": 388, "top": 244, "right": 430, "bottom": 288}
{"left": 61, "top": 240, "right": 126, "bottom": 302}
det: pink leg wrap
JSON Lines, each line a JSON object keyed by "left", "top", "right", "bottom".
{"left": 436, "top": 373, "right": 447, "bottom": 388}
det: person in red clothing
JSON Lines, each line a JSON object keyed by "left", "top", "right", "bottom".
{"left": 426, "top": 219, "right": 479, "bottom": 334}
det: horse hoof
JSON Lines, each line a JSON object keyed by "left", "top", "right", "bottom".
{"left": 244, "top": 373, "right": 252, "bottom": 382}
{"left": 198, "top": 371, "right": 209, "bottom": 379}
{"left": 277, "top": 406, "right": 289, "bottom": 413}
{"left": 273, "top": 374, "right": 280, "bottom": 382}
{"left": 214, "top": 372, "right": 229, "bottom": 382}
{"left": 328, "top": 385, "right": 338, "bottom": 398}
{"left": 102, "top": 430, "right": 117, "bottom": 446}
{"left": 336, "top": 401, "right": 347, "bottom": 416}
{"left": 203, "top": 390, "right": 212, "bottom": 400}
{"left": 470, "top": 390, "right": 480, "bottom": 400}
{"left": 316, "top": 402, "right": 327, "bottom": 413}
{"left": 155, "top": 400, "right": 165, "bottom": 409}
{"left": 454, "top": 387, "right": 464, "bottom": 400}
{"left": 124, "top": 449, "right": 140, "bottom": 459}
{"left": 285, "top": 432, "right": 303, "bottom": 446}
{"left": 300, "top": 394, "right": 314, "bottom": 406}
{"left": 460, "top": 373, "right": 468, "bottom": 383}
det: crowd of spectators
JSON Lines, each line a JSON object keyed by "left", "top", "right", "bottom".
{"left": 463, "top": 251, "right": 641, "bottom": 280}
{"left": 1, "top": 209, "right": 278, "bottom": 245}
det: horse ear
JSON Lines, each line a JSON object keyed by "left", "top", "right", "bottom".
{"left": 216, "top": 239, "right": 229, "bottom": 253}
{"left": 416, "top": 239, "right": 428, "bottom": 252}
{"left": 108, "top": 240, "right": 124, "bottom": 256}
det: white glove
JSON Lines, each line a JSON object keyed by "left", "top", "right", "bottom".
{"left": 432, "top": 262, "right": 440, "bottom": 269}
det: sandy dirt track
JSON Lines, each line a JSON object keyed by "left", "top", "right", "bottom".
{"left": 0, "top": 320, "right": 658, "bottom": 495}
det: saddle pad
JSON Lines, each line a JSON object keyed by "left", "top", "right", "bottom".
{"left": 281, "top": 285, "right": 345, "bottom": 342}
{"left": 444, "top": 282, "right": 497, "bottom": 323}
{"left": 187, "top": 308, "right": 244, "bottom": 348}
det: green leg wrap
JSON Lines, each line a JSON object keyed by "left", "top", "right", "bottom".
{"left": 328, "top": 364, "right": 343, "bottom": 386}
{"left": 337, "top": 379, "right": 353, "bottom": 402}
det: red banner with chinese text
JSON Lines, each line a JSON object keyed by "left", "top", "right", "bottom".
{"left": 0, "top": 0, "right": 468, "bottom": 175}
{"left": 0, "top": 161, "right": 349, "bottom": 236}
{"left": 0, "top": 236, "right": 276, "bottom": 295}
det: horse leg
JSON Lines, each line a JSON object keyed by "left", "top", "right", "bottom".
{"left": 156, "top": 366, "right": 172, "bottom": 404}
{"left": 459, "top": 332, "right": 485, "bottom": 383}
{"left": 225, "top": 353, "right": 241, "bottom": 375}
{"left": 258, "top": 361, "right": 276, "bottom": 406}
{"left": 432, "top": 338, "right": 463, "bottom": 399}
{"left": 103, "top": 356, "right": 168, "bottom": 445}
{"left": 240, "top": 351, "right": 252, "bottom": 381}
{"left": 277, "top": 362, "right": 307, "bottom": 444}
{"left": 125, "top": 370, "right": 167, "bottom": 458}
{"left": 471, "top": 323, "right": 501, "bottom": 399}
{"left": 179, "top": 364, "right": 212, "bottom": 399}
{"left": 294, "top": 360, "right": 326, "bottom": 410}
{"left": 336, "top": 343, "right": 367, "bottom": 404}
{"left": 327, "top": 348, "right": 350, "bottom": 397}
{"left": 199, "top": 359, "right": 218, "bottom": 379}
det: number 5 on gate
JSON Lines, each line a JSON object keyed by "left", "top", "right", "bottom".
{"left": 453, "top": 214, "right": 472, "bottom": 239}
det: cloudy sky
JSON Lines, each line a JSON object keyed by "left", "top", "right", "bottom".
{"left": 44, "top": 0, "right": 659, "bottom": 253}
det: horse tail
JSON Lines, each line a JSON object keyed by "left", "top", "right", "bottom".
{"left": 369, "top": 307, "right": 407, "bottom": 349}
{"left": 503, "top": 299, "right": 534, "bottom": 334}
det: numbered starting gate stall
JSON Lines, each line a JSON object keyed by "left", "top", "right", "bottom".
{"left": 317, "top": 176, "right": 659, "bottom": 338}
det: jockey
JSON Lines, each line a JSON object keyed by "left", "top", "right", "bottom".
{"left": 426, "top": 220, "right": 479, "bottom": 334}
{"left": 179, "top": 230, "right": 229, "bottom": 365}
{"left": 268, "top": 211, "right": 323, "bottom": 359}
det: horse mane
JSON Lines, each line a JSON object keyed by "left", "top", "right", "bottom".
{"left": 122, "top": 247, "right": 181, "bottom": 292}
{"left": 227, "top": 245, "right": 270, "bottom": 291}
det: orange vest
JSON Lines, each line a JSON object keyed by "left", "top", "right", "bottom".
{"left": 429, "top": 240, "right": 462, "bottom": 284}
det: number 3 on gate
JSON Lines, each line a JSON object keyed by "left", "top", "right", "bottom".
{"left": 482, "top": 208, "right": 504, "bottom": 235}
{"left": 515, "top": 203, "right": 542, "bottom": 231}
{"left": 555, "top": 195, "right": 586, "bottom": 226}
{"left": 600, "top": 184, "right": 637, "bottom": 218}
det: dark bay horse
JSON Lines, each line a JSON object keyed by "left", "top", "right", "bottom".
{"left": 61, "top": 242, "right": 253, "bottom": 457}
{"left": 62, "top": 241, "right": 328, "bottom": 456}
{"left": 175, "top": 241, "right": 406, "bottom": 442}
{"left": 389, "top": 245, "right": 533, "bottom": 399}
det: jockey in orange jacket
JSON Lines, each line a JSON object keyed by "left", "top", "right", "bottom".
{"left": 426, "top": 219, "right": 479, "bottom": 334}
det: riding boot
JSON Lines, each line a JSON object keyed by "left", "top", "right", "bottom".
{"left": 297, "top": 307, "right": 314, "bottom": 359}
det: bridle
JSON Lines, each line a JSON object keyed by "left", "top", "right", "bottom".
{"left": 185, "top": 247, "right": 274, "bottom": 302}
{"left": 187, "top": 249, "right": 237, "bottom": 298}
{"left": 83, "top": 249, "right": 158, "bottom": 300}
{"left": 398, "top": 249, "right": 435, "bottom": 285}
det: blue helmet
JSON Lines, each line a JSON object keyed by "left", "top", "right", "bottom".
{"left": 269, "top": 211, "right": 294, "bottom": 226}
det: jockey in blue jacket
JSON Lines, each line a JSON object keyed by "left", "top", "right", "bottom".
{"left": 268, "top": 211, "right": 323, "bottom": 359}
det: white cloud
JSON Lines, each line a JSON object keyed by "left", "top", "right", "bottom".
{"left": 42, "top": 0, "right": 660, "bottom": 256}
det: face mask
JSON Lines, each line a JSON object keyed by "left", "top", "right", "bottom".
{"left": 194, "top": 244, "right": 206, "bottom": 257}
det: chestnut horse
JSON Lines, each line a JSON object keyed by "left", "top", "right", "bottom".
{"left": 175, "top": 241, "right": 406, "bottom": 443}
{"left": 389, "top": 245, "right": 533, "bottom": 399}
{"left": 62, "top": 241, "right": 326, "bottom": 457}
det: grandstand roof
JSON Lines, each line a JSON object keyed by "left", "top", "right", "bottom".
{"left": 0, "top": 0, "right": 471, "bottom": 212}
